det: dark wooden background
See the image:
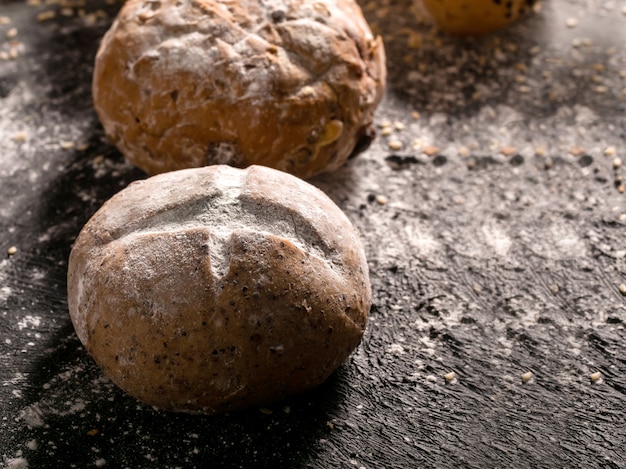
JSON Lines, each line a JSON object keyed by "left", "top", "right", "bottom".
{"left": 1, "top": 0, "right": 625, "bottom": 467}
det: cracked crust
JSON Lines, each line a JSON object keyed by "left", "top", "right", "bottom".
{"left": 92, "top": 0, "right": 386, "bottom": 179}
{"left": 67, "top": 165, "right": 371, "bottom": 414}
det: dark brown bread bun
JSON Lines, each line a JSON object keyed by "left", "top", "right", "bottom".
{"left": 92, "top": 0, "right": 386, "bottom": 179}
{"left": 67, "top": 165, "right": 371, "bottom": 413}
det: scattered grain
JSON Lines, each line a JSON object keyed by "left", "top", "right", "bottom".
{"left": 7, "top": 246, "right": 18, "bottom": 256}
{"left": 444, "top": 372, "right": 457, "bottom": 384}
{"left": 500, "top": 146, "right": 517, "bottom": 157}
{"left": 393, "top": 121, "right": 405, "bottom": 131}
{"left": 423, "top": 145, "right": 440, "bottom": 156}
{"left": 566, "top": 17, "right": 579, "bottom": 28}
{"left": 618, "top": 283, "right": 626, "bottom": 295}
{"left": 604, "top": 146, "right": 616, "bottom": 156}
{"left": 589, "top": 371, "right": 603, "bottom": 384}
{"left": 12, "top": 132, "right": 27, "bottom": 143}
{"left": 375, "top": 194, "right": 388, "bottom": 205}
{"left": 569, "top": 146, "right": 586, "bottom": 157}
{"left": 521, "top": 372, "right": 534, "bottom": 384}
{"left": 259, "top": 407, "right": 273, "bottom": 415}
{"left": 6, "top": 27, "right": 17, "bottom": 39}
{"left": 86, "top": 429, "right": 99, "bottom": 436}
{"left": 411, "top": 111, "right": 420, "bottom": 120}
{"left": 0, "top": 16, "right": 10, "bottom": 25}
{"left": 613, "top": 157, "right": 622, "bottom": 169}
{"left": 60, "top": 141, "right": 75, "bottom": 150}
{"left": 549, "top": 284, "right": 559, "bottom": 295}
{"left": 388, "top": 139, "right": 403, "bottom": 151}
{"left": 36, "top": 10, "right": 57, "bottom": 22}
{"left": 381, "top": 126, "right": 393, "bottom": 136}
{"left": 452, "top": 195, "right": 465, "bottom": 205}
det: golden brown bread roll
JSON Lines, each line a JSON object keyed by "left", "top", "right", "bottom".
{"left": 92, "top": 0, "right": 386, "bottom": 179}
{"left": 419, "top": 0, "right": 538, "bottom": 36}
{"left": 67, "top": 165, "right": 371, "bottom": 414}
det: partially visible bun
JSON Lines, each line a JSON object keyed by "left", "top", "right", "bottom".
{"left": 419, "top": 0, "right": 538, "bottom": 36}
{"left": 92, "top": 0, "right": 386, "bottom": 179}
{"left": 67, "top": 165, "right": 371, "bottom": 414}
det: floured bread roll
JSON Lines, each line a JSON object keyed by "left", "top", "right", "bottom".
{"left": 92, "top": 0, "right": 386, "bottom": 179}
{"left": 419, "top": 0, "right": 538, "bottom": 36}
{"left": 67, "top": 165, "right": 371, "bottom": 414}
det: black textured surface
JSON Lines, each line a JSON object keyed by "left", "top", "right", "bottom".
{"left": 1, "top": 0, "right": 626, "bottom": 468}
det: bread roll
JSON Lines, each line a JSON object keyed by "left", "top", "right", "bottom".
{"left": 419, "top": 0, "right": 538, "bottom": 36}
{"left": 92, "top": 0, "right": 386, "bottom": 179}
{"left": 67, "top": 165, "right": 371, "bottom": 414}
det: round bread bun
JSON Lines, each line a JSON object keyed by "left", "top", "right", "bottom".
{"left": 67, "top": 165, "right": 371, "bottom": 414}
{"left": 92, "top": 0, "right": 386, "bottom": 179}
{"left": 419, "top": 0, "right": 538, "bottom": 36}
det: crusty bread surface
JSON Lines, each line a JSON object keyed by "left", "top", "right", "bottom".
{"left": 67, "top": 165, "right": 371, "bottom": 413}
{"left": 93, "top": 0, "right": 386, "bottom": 179}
